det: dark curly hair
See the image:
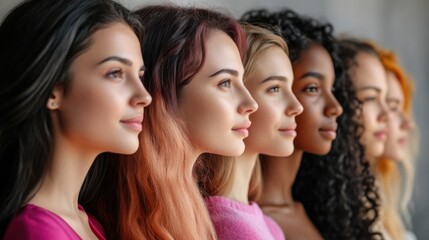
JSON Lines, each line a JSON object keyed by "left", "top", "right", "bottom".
{"left": 241, "top": 9, "right": 382, "bottom": 240}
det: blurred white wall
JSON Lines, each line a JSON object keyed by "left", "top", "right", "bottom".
{"left": 2, "top": 0, "right": 428, "bottom": 238}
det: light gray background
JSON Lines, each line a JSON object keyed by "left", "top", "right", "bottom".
{"left": 1, "top": 0, "right": 428, "bottom": 238}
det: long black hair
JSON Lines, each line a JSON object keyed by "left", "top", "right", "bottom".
{"left": 241, "top": 9, "right": 382, "bottom": 240}
{"left": 0, "top": 0, "right": 142, "bottom": 235}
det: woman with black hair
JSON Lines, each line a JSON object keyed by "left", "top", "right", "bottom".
{"left": 242, "top": 9, "right": 381, "bottom": 240}
{"left": 338, "top": 38, "right": 393, "bottom": 240}
{"left": 0, "top": 0, "right": 151, "bottom": 239}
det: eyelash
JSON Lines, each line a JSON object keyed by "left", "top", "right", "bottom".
{"left": 106, "top": 69, "right": 124, "bottom": 80}
{"left": 388, "top": 104, "right": 399, "bottom": 111}
{"left": 218, "top": 79, "right": 231, "bottom": 88}
{"left": 267, "top": 85, "right": 280, "bottom": 93}
{"left": 303, "top": 86, "right": 319, "bottom": 93}
{"left": 362, "top": 96, "right": 376, "bottom": 102}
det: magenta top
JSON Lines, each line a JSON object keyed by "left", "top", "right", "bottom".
{"left": 3, "top": 204, "right": 106, "bottom": 240}
{"left": 205, "top": 196, "right": 285, "bottom": 240}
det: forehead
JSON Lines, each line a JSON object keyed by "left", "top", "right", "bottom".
{"left": 351, "top": 52, "right": 387, "bottom": 89}
{"left": 387, "top": 71, "right": 404, "bottom": 99}
{"left": 251, "top": 46, "right": 292, "bottom": 78}
{"left": 202, "top": 29, "right": 243, "bottom": 73}
{"left": 292, "top": 43, "right": 335, "bottom": 80}
{"left": 74, "top": 22, "right": 142, "bottom": 65}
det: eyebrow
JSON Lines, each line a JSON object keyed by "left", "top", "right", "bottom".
{"left": 261, "top": 75, "right": 288, "bottom": 83}
{"left": 358, "top": 86, "right": 381, "bottom": 92}
{"left": 209, "top": 69, "right": 239, "bottom": 78}
{"left": 97, "top": 56, "right": 133, "bottom": 66}
{"left": 297, "top": 72, "right": 324, "bottom": 81}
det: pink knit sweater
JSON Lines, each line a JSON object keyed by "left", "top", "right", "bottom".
{"left": 205, "top": 196, "right": 285, "bottom": 240}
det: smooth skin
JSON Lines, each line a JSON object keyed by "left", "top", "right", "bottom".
{"left": 180, "top": 29, "right": 258, "bottom": 158}
{"left": 224, "top": 45, "right": 302, "bottom": 204}
{"left": 259, "top": 43, "right": 343, "bottom": 240}
{"left": 29, "top": 22, "right": 151, "bottom": 239}
{"left": 381, "top": 71, "right": 414, "bottom": 161}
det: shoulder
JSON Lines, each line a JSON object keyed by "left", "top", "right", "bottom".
{"left": 263, "top": 215, "right": 285, "bottom": 240}
{"left": 3, "top": 204, "right": 79, "bottom": 240}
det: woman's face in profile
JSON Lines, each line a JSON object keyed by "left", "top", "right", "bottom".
{"left": 244, "top": 45, "right": 302, "bottom": 157}
{"left": 351, "top": 51, "right": 388, "bottom": 161}
{"left": 50, "top": 22, "right": 151, "bottom": 155}
{"left": 292, "top": 43, "right": 343, "bottom": 155}
{"left": 382, "top": 71, "right": 413, "bottom": 161}
{"left": 179, "top": 29, "right": 258, "bottom": 157}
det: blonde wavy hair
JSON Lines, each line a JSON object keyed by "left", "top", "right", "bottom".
{"left": 196, "top": 23, "right": 288, "bottom": 200}
{"left": 370, "top": 41, "right": 418, "bottom": 240}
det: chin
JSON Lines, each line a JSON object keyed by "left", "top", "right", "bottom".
{"left": 280, "top": 145, "right": 294, "bottom": 157}
{"left": 222, "top": 143, "right": 245, "bottom": 157}
{"left": 368, "top": 149, "right": 384, "bottom": 160}
{"left": 115, "top": 142, "right": 139, "bottom": 155}
{"left": 264, "top": 146, "right": 294, "bottom": 157}
{"left": 311, "top": 143, "right": 332, "bottom": 156}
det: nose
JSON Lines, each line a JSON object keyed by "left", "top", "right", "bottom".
{"left": 378, "top": 99, "right": 389, "bottom": 123}
{"left": 285, "top": 92, "right": 303, "bottom": 117}
{"left": 237, "top": 86, "right": 258, "bottom": 115}
{"left": 324, "top": 92, "right": 343, "bottom": 117}
{"left": 131, "top": 76, "right": 152, "bottom": 107}
{"left": 401, "top": 113, "right": 415, "bottom": 131}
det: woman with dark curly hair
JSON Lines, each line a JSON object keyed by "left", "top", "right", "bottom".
{"left": 337, "top": 38, "right": 389, "bottom": 240}
{"left": 241, "top": 9, "right": 381, "bottom": 239}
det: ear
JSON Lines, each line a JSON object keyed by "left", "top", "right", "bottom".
{"left": 47, "top": 85, "right": 64, "bottom": 110}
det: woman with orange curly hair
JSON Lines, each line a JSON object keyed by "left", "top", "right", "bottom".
{"left": 373, "top": 43, "right": 417, "bottom": 240}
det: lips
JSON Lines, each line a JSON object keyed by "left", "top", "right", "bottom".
{"left": 374, "top": 129, "right": 387, "bottom": 141}
{"left": 120, "top": 115, "right": 143, "bottom": 131}
{"left": 319, "top": 124, "right": 338, "bottom": 140}
{"left": 279, "top": 124, "right": 297, "bottom": 137}
{"left": 232, "top": 121, "right": 251, "bottom": 137}
{"left": 398, "top": 137, "right": 408, "bottom": 146}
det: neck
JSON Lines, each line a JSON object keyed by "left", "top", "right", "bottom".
{"left": 223, "top": 150, "right": 259, "bottom": 204}
{"left": 30, "top": 137, "right": 98, "bottom": 213}
{"left": 258, "top": 150, "right": 304, "bottom": 206}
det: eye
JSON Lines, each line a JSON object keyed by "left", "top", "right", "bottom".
{"left": 106, "top": 69, "right": 124, "bottom": 80}
{"left": 303, "top": 85, "right": 319, "bottom": 93}
{"left": 362, "top": 96, "right": 376, "bottom": 102}
{"left": 218, "top": 79, "right": 231, "bottom": 88}
{"left": 388, "top": 104, "right": 399, "bottom": 112}
{"left": 267, "top": 85, "right": 280, "bottom": 93}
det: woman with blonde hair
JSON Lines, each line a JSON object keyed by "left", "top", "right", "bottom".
{"left": 84, "top": 5, "right": 257, "bottom": 239}
{"left": 196, "top": 23, "right": 302, "bottom": 240}
{"left": 371, "top": 42, "right": 417, "bottom": 240}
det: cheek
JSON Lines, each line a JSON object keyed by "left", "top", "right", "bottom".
{"left": 361, "top": 105, "right": 377, "bottom": 133}
{"left": 181, "top": 91, "right": 235, "bottom": 143}
{"left": 250, "top": 100, "right": 277, "bottom": 131}
{"left": 61, "top": 85, "right": 122, "bottom": 140}
{"left": 387, "top": 116, "right": 400, "bottom": 136}
{"left": 295, "top": 102, "right": 318, "bottom": 135}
